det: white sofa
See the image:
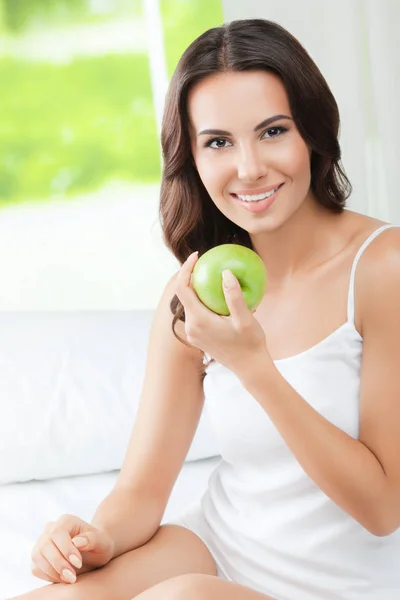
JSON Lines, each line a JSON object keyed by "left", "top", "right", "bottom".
{"left": 0, "top": 310, "right": 221, "bottom": 598}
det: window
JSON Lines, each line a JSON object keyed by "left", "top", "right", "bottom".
{"left": 0, "top": 0, "right": 223, "bottom": 309}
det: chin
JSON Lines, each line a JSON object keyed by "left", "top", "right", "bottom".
{"left": 235, "top": 207, "right": 288, "bottom": 234}
{"left": 246, "top": 219, "right": 284, "bottom": 235}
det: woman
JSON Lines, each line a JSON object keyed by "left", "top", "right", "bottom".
{"left": 19, "top": 18, "right": 400, "bottom": 600}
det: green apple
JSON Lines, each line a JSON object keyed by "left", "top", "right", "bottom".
{"left": 192, "top": 244, "right": 267, "bottom": 316}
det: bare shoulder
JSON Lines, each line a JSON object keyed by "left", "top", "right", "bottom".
{"left": 355, "top": 223, "right": 400, "bottom": 333}
{"left": 343, "top": 209, "right": 388, "bottom": 240}
{"left": 357, "top": 224, "right": 400, "bottom": 272}
{"left": 342, "top": 209, "right": 398, "bottom": 265}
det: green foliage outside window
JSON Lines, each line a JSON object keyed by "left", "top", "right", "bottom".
{"left": 0, "top": 0, "right": 223, "bottom": 205}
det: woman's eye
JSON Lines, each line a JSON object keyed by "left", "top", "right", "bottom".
{"left": 262, "top": 126, "right": 287, "bottom": 139}
{"left": 205, "top": 138, "right": 232, "bottom": 149}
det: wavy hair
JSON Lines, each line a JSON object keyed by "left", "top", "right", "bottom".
{"left": 159, "top": 19, "right": 352, "bottom": 364}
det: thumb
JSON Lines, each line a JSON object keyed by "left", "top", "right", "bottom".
{"left": 72, "top": 529, "right": 109, "bottom": 554}
{"left": 222, "top": 269, "right": 248, "bottom": 319}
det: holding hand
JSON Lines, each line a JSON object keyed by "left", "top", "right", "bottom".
{"left": 175, "top": 251, "right": 270, "bottom": 377}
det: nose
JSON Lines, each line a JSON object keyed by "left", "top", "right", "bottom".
{"left": 237, "top": 145, "right": 268, "bottom": 181}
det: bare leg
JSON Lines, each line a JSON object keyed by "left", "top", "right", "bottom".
{"left": 8, "top": 585, "right": 66, "bottom": 600}
{"left": 9, "top": 525, "right": 217, "bottom": 600}
{"left": 134, "top": 574, "right": 274, "bottom": 600}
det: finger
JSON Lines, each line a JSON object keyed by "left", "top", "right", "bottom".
{"left": 51, "top": 529, "right": 82, "bottom": 570}
{"left": 175, "top": 251, "right": 201, "bottom": 311}
{"left": 71, "top": 534, "right": 90, "bottom": 550}
{"left": 31, "top": 554, "right": 62, "bottom": 584}
{"left": 31, "top": 535, "right": 63, "bottom": 583}
{"left": 222, "top": 269, "right": 250, "bottom": 321}
{"left": 72, "top": 530, "right": 106, "bottom": 553}
{"left": 41, "top": 539, "right": 77, "bottom": 583}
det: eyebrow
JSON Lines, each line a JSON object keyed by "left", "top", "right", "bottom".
{"left": 197, "top": 114, "right": 293, "bottom": 137}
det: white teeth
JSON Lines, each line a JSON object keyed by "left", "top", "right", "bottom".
{"left": 237, "top": 186, "right": 279, "bottom": 202}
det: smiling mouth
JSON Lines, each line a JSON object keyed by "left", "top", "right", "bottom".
{"left": 231, "top": 184, "right": 283, "bottom": 203}
{"left": 231, "top": 183, "right": 283, "bottom": 202}
{"left": 230, "top": 183, "right": 284, "bottom": 213}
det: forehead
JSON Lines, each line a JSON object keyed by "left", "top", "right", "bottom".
{"left": 188, "top": 70, "right": 291, "bottom": 131}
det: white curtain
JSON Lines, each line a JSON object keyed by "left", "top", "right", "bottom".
{"left": 222, "top": 0, "right": 400, "bottom": 224}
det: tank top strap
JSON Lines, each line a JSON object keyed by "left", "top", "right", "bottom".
{"left": 347, "top": 224, "right": 394, "bottom": 324}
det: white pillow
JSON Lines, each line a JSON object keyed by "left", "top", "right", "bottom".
{"left": 0, "top": 310, "right": 220, "bottom": 485}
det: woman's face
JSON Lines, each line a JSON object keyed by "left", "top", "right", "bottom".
{"left": 188, "top": 70, "right": 314, "bottom": 235}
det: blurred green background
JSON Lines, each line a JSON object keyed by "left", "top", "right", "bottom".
{"left": 0, "top": 0, "right": 223, "bottom": 206}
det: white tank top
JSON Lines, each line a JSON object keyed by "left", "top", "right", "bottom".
{"left": 201, "top": 224, "right": 400, "bottom": 600}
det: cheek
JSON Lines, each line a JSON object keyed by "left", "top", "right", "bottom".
{"left": 195, "top": 155, "right": 226, "bottom": 191}
{"left": 284, "top": 138, "right": 311, "bottom": 179}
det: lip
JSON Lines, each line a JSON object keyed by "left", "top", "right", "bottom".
{"left": 231, "top": 183, "right": 283, "bottom": 214}
{"left": 232, "top": 183, "right": 283, "bottom": 196}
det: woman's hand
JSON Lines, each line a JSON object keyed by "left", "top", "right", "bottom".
{"left": 31, "top": 514, "right": 115, "bottom": 584}
{"left": 175, "top": 251, "right": 270, "bottom": 377}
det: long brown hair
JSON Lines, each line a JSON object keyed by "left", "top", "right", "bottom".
{"left": 159, "top": 18, "right": 352, "bottom": 360}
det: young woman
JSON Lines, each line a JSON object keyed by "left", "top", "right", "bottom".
{"left": 18, "top": 18, "right": 400, "bottom": 600}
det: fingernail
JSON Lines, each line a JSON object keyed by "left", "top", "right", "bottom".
{"left": 72, "top": 536, "right": 87, "bottom": 548}
{"left": 189, "top": 251, "right": 198, "bottom": 260}
{"left": 222, "top": 269, "right": 237, "bottom": 289}
{"left": 69, "top": 554, "right": 82, "bottom": 569}
{"left": 62, "top": 569, "right": 76, "bottom": 583}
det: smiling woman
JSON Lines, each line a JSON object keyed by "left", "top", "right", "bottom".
{"left": 157, "top": 17, "right": 400, "bottom": 600}
{"left": 15, "top": 16, "right": 400, "bottom": 600}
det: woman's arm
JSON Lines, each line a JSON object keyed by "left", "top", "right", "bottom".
{"left": 91, "top": 272, "right": 205, "bottom": 558}
{"left": 239, "top": 228, "right": 400, "bottom": 537}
